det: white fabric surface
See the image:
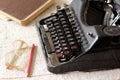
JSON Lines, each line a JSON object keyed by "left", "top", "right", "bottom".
{"left": 0, "top": 0, "right": 120, "bottom": 80}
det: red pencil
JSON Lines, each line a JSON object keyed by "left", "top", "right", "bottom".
{"left": 26, "top": 44, "right": 35, "bottom": 77}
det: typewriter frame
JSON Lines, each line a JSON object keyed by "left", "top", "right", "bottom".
{"left": 36, "top": 0, "right": 120, "bottom": 74}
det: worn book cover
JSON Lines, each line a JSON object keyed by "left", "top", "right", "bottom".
{"left": 0, "top": 0, "right": 54, "bottom": 25}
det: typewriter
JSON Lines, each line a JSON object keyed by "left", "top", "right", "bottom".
{"left": 36, "top": 0, "right": 120, "bottom": 73}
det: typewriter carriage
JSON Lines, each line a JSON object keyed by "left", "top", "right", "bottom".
{"left": 84, "top": 0, "right": 120, "bottom": 27}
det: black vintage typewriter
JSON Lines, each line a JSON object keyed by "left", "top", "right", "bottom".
{"left": 36, "top": 0, "right": 120, "bottom": 73}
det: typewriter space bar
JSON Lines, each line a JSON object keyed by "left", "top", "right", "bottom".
{"left": 45, "top": 32, "right": 56, "bottom": 54}
{"left": 40, "top": 26, "right": 55, "bottom": 55}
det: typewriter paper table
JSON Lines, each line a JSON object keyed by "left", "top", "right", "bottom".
{"left": 0, "top": 0, "right": 120, "bottom": 80}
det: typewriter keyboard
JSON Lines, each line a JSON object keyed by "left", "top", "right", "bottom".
{"left": 42, "top": 6, "right": 83, "bottom": 62}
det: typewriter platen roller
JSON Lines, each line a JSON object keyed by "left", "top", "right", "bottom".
{"left": 36, "top": 0, "right": 120, "bottom": 73}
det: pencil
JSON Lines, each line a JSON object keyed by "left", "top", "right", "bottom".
{"left": 26, "top": 44, "right": 35, "bottom": 77}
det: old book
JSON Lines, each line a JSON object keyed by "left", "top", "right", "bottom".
{"left": 0, "top": 0, "right": 54, "bottom": 25}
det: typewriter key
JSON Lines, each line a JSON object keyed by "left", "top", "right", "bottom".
{"left": 67, "top": 34, "right": 72, "bottom": 38}
{"left": 72, "top": 27, "right": 78, "bottom": 31}
{"left": 71, "top": 45, "right": 78, "bottom": 49}
{"left": 57, "top": 53, "right": 63, "bottom": 58}
{"left": 76, "top": 36, "right": 81, "bottom": 40}
{"left": 69, "top": 18, "right": 75, "bottom": 22}
{"left": 49, "top": 27, "right": 56, "bottom": 31}
{"left": 72, "top": 30, "right": 77, "bottom": 33}
{"left": 53, "top": 19, "right": 58, "bottom": 22}
{"left": 67, "top": 13, "right": 73, "bottom": 18}
{"left": 59, "top": 14, "right": 64, "bottom": 18}
{"left": 71, "top": 22, "right": 76, "bottom": 25}
{"left": 56, "top": 48, "right": 62, "bottom": 53}
{"left": 69, "top": 41, "right": 76, "bottom": 45}
{"left": 54, "top": 42, "right": 58, "bottom": 46}
{"left": 75, "top": 32, "right": 80, "bottom": 36}
{"left": 56, "top": 26, "right": 61, "bottom": 30}
{"left": 77, "top": 39, "right": 82, "bottom": 43}
{"left": 47, "top": 24, "right": 54, "bottom": 28}
{"left": 62, "top": 43, "right": 67, "bottom": 47}
{"left": 60, "top": 18, "right": 67, "bottom": 24}
{"left": 54, "top": 40, "right": 60, "bottom": 45}
{"left": 50, "top": 31, "right": 56, "bottom": 35}
{"left": 63, "top": 24, "right": 68, "bottom": 28}
{"left": 68, "top": 38, "right": 75, "bottom": 42}
{"left": 54, "top": 22, "right": 59, "bottom": 26}
{"left": 55, "top": 44, "right": 61, "bottom": 49}
{"left": 59, "top": 36, "right": 65, "bottom": 40}
{"left": 56, "top": 49, "right": 61, "bottom": 53}
{"left": 71, "top": 45, "right": 80, "bottom": 53}
{"left": 57, "top": 29, "right": 62, "bottom": 32}
{"left": 61, "top": 18, "right": 66, "bottom": 21}
{"left": 57, "top": 11, "right": 63, "bottom": 14}
{"left": 68, "top": 15, "right": 74, "bottom": 19}
{"left": 64, "top": 28, "right": 70, "bottom": 31}
{"left": 46, "top": 20, "right": 52, "bottom": 24}
{"left": 44, "top": 18, "right": 52, "bottom": 23}
{"left": 56, "top": 25, "right": 61, "bottom": 29}
{"left": 61, "top": 40, "right": 66, "bottom": 43}
{"left": 73, "top": 25, "right": 79, "bottom": 29}
{"left": 51, "top": 34, "right": 58, "bottom": 38}
{"left": 53, "top": 37, "right": 59, "bottom": 41}
{"left": 63, "top": 46, "right": 69, "bottom": 50}
{"left": 65, "top": 7, "right": 71, "bottom": 12}
{"left": 64, "top": 50, "right": 70, "bottom": 55}
{"left": 62, "top": 21, "right": 67, "bottom": 24}
{"left": 65, "top": 31, "right": 71, "bottom": 34}
{"left": 65, "top": 10, "right": 72, "bottom": 14}
{"left": 59, "top": 33, "right": 64, "bottom": 36}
